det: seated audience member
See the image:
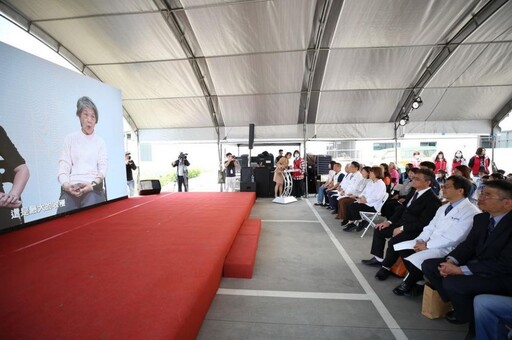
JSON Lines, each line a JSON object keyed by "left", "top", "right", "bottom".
{"left": 453, "top": 165, "right": 478, "bottom": 202}
{"left": 474, "top": 294, "right": 512, "bottom": 340}
{"left": 436, "top": 169, "right": 447, "bottom": 186}
{"left": 318, "top": 163, "right": 343, "bottom": 208}
{"left": 315, "top": 161, "right": 336, "bottom": 206}
{"left": 400, "top": 163, "right": 414, "bottom": 184}
{"left": 422, "top": 180, "right": 512, "bottom": 338}
{"left": 328, "top": 161, "right": 363, "bottom": 214}
{"left": 490, "top": 172, "right": 504, "bottom": 180}
{"left": 420, "top": 161, "right": 441, "bottom": 196}
{"left": 338, "top": 166, "right": 370, "bottom": 224}
{"left": 380, "top": 168, "right": 418, "bottom": 220}
{"left": 392, "top": 176, "right": 480, "bottom": 296}
{"left": 380, "top": 163, "right": 392, "bottom": 192}
{"left": 389, "top": 162, "right": 400, "bottom": 186}
{"left": 342, "top": 166, "right": 387, "bottom": 232}
{"left": 361, "top": 168, "right": 441, "bottom": 274}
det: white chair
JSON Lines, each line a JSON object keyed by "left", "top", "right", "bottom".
{"left": 359, "top": 192, "right": 389, "bottom": 238}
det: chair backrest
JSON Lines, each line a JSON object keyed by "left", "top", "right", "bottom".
{"left": 374, "top": 192, "right": 389, "bottom": 213}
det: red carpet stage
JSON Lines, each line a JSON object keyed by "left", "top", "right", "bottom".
{"left": 0, "top": 192, "right": 256, "bottom": 339}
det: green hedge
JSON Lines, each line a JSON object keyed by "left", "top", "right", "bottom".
{"left": 159, "top": 168, "right": 201, "bottom": 186}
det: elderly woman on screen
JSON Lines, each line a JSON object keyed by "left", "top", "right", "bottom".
{"left": 57, "top": 96, "right": 107, "bottom": 214}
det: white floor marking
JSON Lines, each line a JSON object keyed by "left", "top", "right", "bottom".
{"left": 218, "top": 288, "right": 370, "bottom": 301}
{"left": 305, "top": 199, "right": 408, "bottom": 340}
{"left": 262, "top": 219, "right": 320, "bottom": 223}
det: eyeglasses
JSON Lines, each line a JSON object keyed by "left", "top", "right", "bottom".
{"left": 478, "top": 192, "right": 508, "bottom": 200}
{"left": 441, "top": 184, "right": 454, "bottom": 189}
{"left": 411, "top": 177, "right": 424, "bottom": 181}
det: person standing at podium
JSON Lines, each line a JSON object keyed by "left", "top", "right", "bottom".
{"left": 273, "top": 156, "right": 288, "bottom": 197}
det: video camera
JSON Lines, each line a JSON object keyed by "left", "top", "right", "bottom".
{"left": 178, "top": 152, "right": 188, "bottom": 160}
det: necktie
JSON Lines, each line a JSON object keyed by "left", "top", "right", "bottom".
{"left": 444, "top": 204, "right": 453, "bottom": 216}
{"left": 411, "top": 192, "right": 418, "bottom": 203}
{"left": 487, "top": 217, "right": 496, "bottom": 237}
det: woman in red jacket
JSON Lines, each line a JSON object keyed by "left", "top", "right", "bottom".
{"left": 434, "top": 151, "right": 447, "bottom": 174}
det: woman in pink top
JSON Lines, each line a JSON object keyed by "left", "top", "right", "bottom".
{"left": 389, "top": 162, "right": 400, "bottom": 185}
{"left": 57, "top": 96, "right": 107, "bottom": 214}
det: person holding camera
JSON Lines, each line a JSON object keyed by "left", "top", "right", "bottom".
{"left": 125, "top": 152, "right": 137, "bottom": 196}
{"left": 172, "top": 152, "right": 190, "bottom": 192}
{"left": 224, "top": 153, "right": 238, "bottom": 192}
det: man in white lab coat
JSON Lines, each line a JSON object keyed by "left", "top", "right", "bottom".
{"left": 392, "top": 175, "right": 480, "bottom": 296}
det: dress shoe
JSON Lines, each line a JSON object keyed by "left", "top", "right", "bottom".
{"left": 326, "top": 206, "right": 333, "bottom": 210}
{"left": 445, "top": 310, "right": 467, "bottom": 324}
{"left": 375, "top": 267, "right": 391, "bottom": 281}
{"left": 361, "top": 257, "right": 382, "bottom": 266}
{"left": 314, "top": 202, "right": 323, "bottom": 206}
{"left": 340, "top": 220, "right": 349, "bottom": 227}
{"left": 356, "top": 220, "right": 369, "bottom": 232}
{"left": 331, "top": 210, "right": 338, "bottom": 214}
{"left": 343, "top": 223, "right": 357, "bottom": 231}
{"left": 392, "top": 282, "right": 414, "bottom": 296}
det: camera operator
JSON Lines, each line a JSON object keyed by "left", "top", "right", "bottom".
{"left": 172, "top": 152, "right": 190, "bottom": 192}
{"left": 125, "top": 151, "right": 137, "bottom": 196}
{"left": 224, "top": 153, "right": 238, "bottom": 192}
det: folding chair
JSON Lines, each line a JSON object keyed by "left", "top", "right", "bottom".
{"left": 359, "top": 192, "right": 389, "bottom": 238}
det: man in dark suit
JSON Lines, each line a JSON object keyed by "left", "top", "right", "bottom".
{"left": 362, "top": 168, "right": 441, "bottom": 281}
{"left": 422, "top": 180, "right": 512, "bottom": 337}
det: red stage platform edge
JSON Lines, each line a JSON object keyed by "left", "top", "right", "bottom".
{"left": 0, "top": 192, "right": 256, "bottom": 339}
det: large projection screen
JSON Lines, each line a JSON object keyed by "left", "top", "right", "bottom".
{"left": 0, "top": 42, "right": 125, "bottom": 232}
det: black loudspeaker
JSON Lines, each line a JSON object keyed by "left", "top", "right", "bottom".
{"left": 248, "top": 123, "right": 255, "bottom": 149}
{"left": 253, "top": 167, "right": 271, "bottom": 197}
{"left": 241, "top": 167, "right": 253, "bottom": 183}
{"left": 315, "top": 155, "right": 332, "bottom": 175}
{"left": 240, "top": 182, "right": 256, "bottom": 192}
{"left": 139, "top": 179, "right": 161, "bottom": 195}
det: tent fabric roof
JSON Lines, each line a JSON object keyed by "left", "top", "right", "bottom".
{"left": 2, "top": 0, "right": 512, "bottom": 142}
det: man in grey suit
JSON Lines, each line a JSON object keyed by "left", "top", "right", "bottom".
{"left": 361, "top": 168, "right": 442, "bottom": 281}
{"left": 422, "top": 180, "right": 512, "bottom": 337}
{"left": 392, "top": 176, "right": 480, "bottom": 296}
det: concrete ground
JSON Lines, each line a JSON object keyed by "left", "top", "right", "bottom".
{"left": 197, "top": 196, "right": 468, "bottom": 340}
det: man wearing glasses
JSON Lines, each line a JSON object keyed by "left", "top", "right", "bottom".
{"left": 391, "top": 176, "right": 480, "bottom": 296}
{"left": 422, "top": 180, "right": 512, "bottom": 339}
{"left": 362, "top": 168, "right": 441, "bottom": 276}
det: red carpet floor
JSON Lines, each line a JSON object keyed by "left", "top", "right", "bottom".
{"left": 0, "top": 192, "right": 256, "bottom": 339}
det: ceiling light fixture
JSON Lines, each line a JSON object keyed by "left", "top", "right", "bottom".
{"left": 399, "top": 115, "right": 409, "bottom": 126}
{"left": 412, "top": 96, "right": 423, "bottom": 109}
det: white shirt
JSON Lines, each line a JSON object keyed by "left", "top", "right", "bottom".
{"left": 360, "top": 179, "right": 387, "bottom": 208}
{"left": 396, "top": 198, "right": 480, "bottom": 269}
{"left": 58, "top": 130, "right": 108, "bottom": 184}
{"left": 343, "top": 171, "right": 364, "bottom": 195}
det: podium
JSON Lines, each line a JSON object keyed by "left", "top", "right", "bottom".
{"left": 273, "top": 170, "right": 297, "bottom": 204}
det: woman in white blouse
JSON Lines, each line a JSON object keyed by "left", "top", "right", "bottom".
{"left": 343, "top": 166, "right": 387, "bottom": 232}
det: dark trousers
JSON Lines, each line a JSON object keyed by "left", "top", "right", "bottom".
{"left": 380, "top": 231, "right": 421, "bottom": 268}
{"left": 292, "top": 179, "right": 304, "bottom": 198}
{"left": 177, "top": 176, "right": 188, "bottom": 192}
{"left": 328, "top": 191, "right": 338, "bottom": 211}
{"left": 400, "top": 253, "right": 424, "bottom": 285}
{"left": 337, "top": 197, "right": 356, "bottom": 220}
{"left": 380, "top": 199, "right": 405, "bottom": 221}
{"left": 422, "top": 258, "right": 512, "bottom": 323}
{"left": 345, "top": 202, "right": 376, "bottom": 221}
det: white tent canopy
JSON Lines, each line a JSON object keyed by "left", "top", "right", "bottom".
{"left": 1, "top": 0, "right": 511, "bottom": 142}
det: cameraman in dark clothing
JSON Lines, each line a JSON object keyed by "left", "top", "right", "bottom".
{"left": 125, "top": 152, "right": 137, "bottom": 196}
{"left": 172, "top": 152, "right": 190, "bottom": 192}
